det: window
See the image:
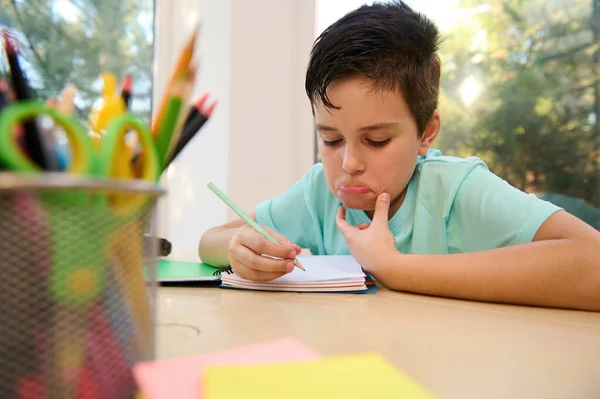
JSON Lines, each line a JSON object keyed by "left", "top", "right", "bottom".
{"left": 0, "top": 0, "right": 154, "bottom": 124}
{"left": 316, "top": 0, "right": 600, "bottom": 229}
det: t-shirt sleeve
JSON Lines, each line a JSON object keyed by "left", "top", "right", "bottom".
{"left": 255, "top": 165, "right": 323, "bottom": 250}
{"left": 447, "top": 165, "right": 562, "bottom": 253}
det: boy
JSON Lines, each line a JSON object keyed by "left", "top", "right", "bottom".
{"left": 199, "top": 1, "right": 600, "bottom": 311}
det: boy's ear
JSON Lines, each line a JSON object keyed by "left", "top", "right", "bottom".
{"left": 418, "top": 110, "right": 440, "bottom": 156}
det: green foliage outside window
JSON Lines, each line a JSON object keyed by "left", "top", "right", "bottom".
{"left": 0, "top": 0, "right": 153, "bottom": 124}
{"left": 438, "top": 0, "right": 599, "bottom": 221}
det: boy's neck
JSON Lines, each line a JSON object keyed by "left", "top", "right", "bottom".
{"left": 364, "top": 188, "right": 407, "bottom": 221}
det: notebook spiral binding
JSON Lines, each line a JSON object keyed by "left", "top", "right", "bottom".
{"left": 212, "top": 265, "right": 233, "bottom": 277}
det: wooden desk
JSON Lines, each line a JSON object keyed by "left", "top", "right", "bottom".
{"left": 155, "top": 285, "right": 600, "bottom": 399}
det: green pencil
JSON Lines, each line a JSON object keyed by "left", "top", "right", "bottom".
{"left": 156, "top": 81, "right": 185, "bottom": 169}
{"left": 207, "top": 182, "right": 305, "bottom": 271}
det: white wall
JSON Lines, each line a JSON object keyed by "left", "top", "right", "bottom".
{"left": 154, "top": 0, "right": 316, "bottom": 259}
{"left": 228, "top": 0, "right": 316, "bottom": 219}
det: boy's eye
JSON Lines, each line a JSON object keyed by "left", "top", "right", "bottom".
{"left": 322, "top": 138, "right": 343, "bottom": 147}
{"left": 367, "top": 139, "right": 391, "bottom": 147}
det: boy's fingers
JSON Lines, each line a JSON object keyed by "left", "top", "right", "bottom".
{"left": 372, "top": 192, "right": 390, "bottom": 226}
{"left": 264, "top": 226, "right": 302, "bottom": 255}
{"left": 232, "top": 245, "right": 294, "bottom": 273}
{"left": 233, "top": 263, "right": 288, "bottom": 282}
{"left": 238, "top": 227, "right": 298, "bottom": 259}
{"left": 264, "top": 226, "right": 292, "bottom": 244}
{"left": 335, "top": 206, "right": 355, "bottom": 238}
{"left": 357, "top": 222, "right": 371, "bottom": 230}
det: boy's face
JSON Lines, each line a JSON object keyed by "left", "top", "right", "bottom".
{"left": 315, "top": 77, "right": 439, "bottom": 218}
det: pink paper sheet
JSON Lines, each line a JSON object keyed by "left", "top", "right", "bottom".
{"left": 133, "top": 337, "right": 320, "bottom": 399}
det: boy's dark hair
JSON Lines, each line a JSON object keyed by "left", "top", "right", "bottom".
{"left": 305, "top": 1, "right": 441, "bottom": 136}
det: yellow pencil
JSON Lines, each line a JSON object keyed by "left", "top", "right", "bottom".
{"left": 151, "top": 27, "right": 198, "bottom": 139}
{"left": 164, "top": 63, "right": 197, "bottom": 161}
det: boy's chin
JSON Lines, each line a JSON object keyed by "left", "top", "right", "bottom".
{"left": 339, "top": 198, "right": 376, "bottom": 211}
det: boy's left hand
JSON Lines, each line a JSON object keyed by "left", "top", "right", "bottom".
{"left": 335, "top": 192, "right": 398, "bottom": 273}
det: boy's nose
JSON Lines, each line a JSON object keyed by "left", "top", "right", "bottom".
{"left": 342, "top": 146, "right": 365, "bottom": 174}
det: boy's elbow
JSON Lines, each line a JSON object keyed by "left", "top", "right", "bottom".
{"left": 585, "top": 250, "right": 600, "bottom": 311}
{"left": 573, "top": 237, "right": 600, "bottom": 311}
{"left": 197, "top": 236, "right": 205, "bottom": 260}
{"left": 577, "top": 283, "right": 600, "bottom": 312}
{"left": 198, "top": 228, "right": 215, "bottom": 262}
{"left": 198, "top": 226, "right": 235, "bottom": 267}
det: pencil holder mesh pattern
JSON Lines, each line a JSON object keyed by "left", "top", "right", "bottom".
{"left": 0, "top": 174, "right": 163, "bottom": 399}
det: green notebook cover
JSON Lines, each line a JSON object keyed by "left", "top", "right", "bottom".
{"left": 156, "top": 259, "right": 220, "bottom": 282}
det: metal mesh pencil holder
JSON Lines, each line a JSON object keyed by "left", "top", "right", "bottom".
{"left": 0, "top": 173, "right": 164, "bottom": 399}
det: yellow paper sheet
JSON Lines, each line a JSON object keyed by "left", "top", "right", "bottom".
{"left": 203, "top": 353, "right": 437, "bottom": 399}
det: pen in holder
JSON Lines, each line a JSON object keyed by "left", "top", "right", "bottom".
{"left": 0, "top": 173, "right": 164, "bottom": 399}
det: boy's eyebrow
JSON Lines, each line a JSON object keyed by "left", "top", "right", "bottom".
{"left": 358, "top": 122, "right": 398, "bottom": 132}
{"left": 314, "top": 123, "right": 338, "bottom": 132}
{"left": 315, "top": 122, "right": 398, "bottom": 132}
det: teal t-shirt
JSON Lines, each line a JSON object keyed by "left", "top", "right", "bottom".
{"left": 256, "top": 150, "right": 561, "bottom": 255}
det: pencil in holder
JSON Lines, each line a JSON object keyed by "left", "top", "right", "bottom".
{"left": 0, "top": 173, "right": 164, "bottom": 399}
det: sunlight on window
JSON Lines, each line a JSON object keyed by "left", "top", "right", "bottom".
{"left": 53, "top": 0, "right": 80, "bottom": 23}
{"left": 459, "top": 76, "right": 483, "bottom": 106}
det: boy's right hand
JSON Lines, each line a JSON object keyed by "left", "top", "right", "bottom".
{"left": 228, "top": 225, "right": 302, "bottom": 282}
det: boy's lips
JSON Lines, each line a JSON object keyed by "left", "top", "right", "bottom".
{"left": 339, "top": 185, "right": 370, "bottom": 195}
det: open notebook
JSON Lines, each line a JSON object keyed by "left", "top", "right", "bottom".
{"left": 219, "top": 255, "right": 371, "bottom": 293}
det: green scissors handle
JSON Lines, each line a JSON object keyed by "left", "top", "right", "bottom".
{"left": 0, "top": 101, "right": 95, "bottom": 175}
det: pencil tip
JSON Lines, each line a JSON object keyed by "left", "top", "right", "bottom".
{"left": 203, "top": 101, "right": 217, "bottom": 117}
{"left": 194, "top": 93, "right": 209, "bottom": 111}
{"left": 121, "top": 74, "right": 133, "bottom": 91}
{"left": 3, "top": 30, "right": 17, "bottom": 55}
{"left": 187, "top": 25, "right": 199, "bottom": 48}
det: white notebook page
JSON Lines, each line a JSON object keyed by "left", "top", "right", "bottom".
{"left": 222, "top": 255, "right": 365, "bottom": 285}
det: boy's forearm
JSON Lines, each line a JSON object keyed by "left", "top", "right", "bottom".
{"left": 198, "top": 226, "right": 237, "bottom": 267}
{"left": 378, "top": 239, "right": 600, "bottom": 311}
